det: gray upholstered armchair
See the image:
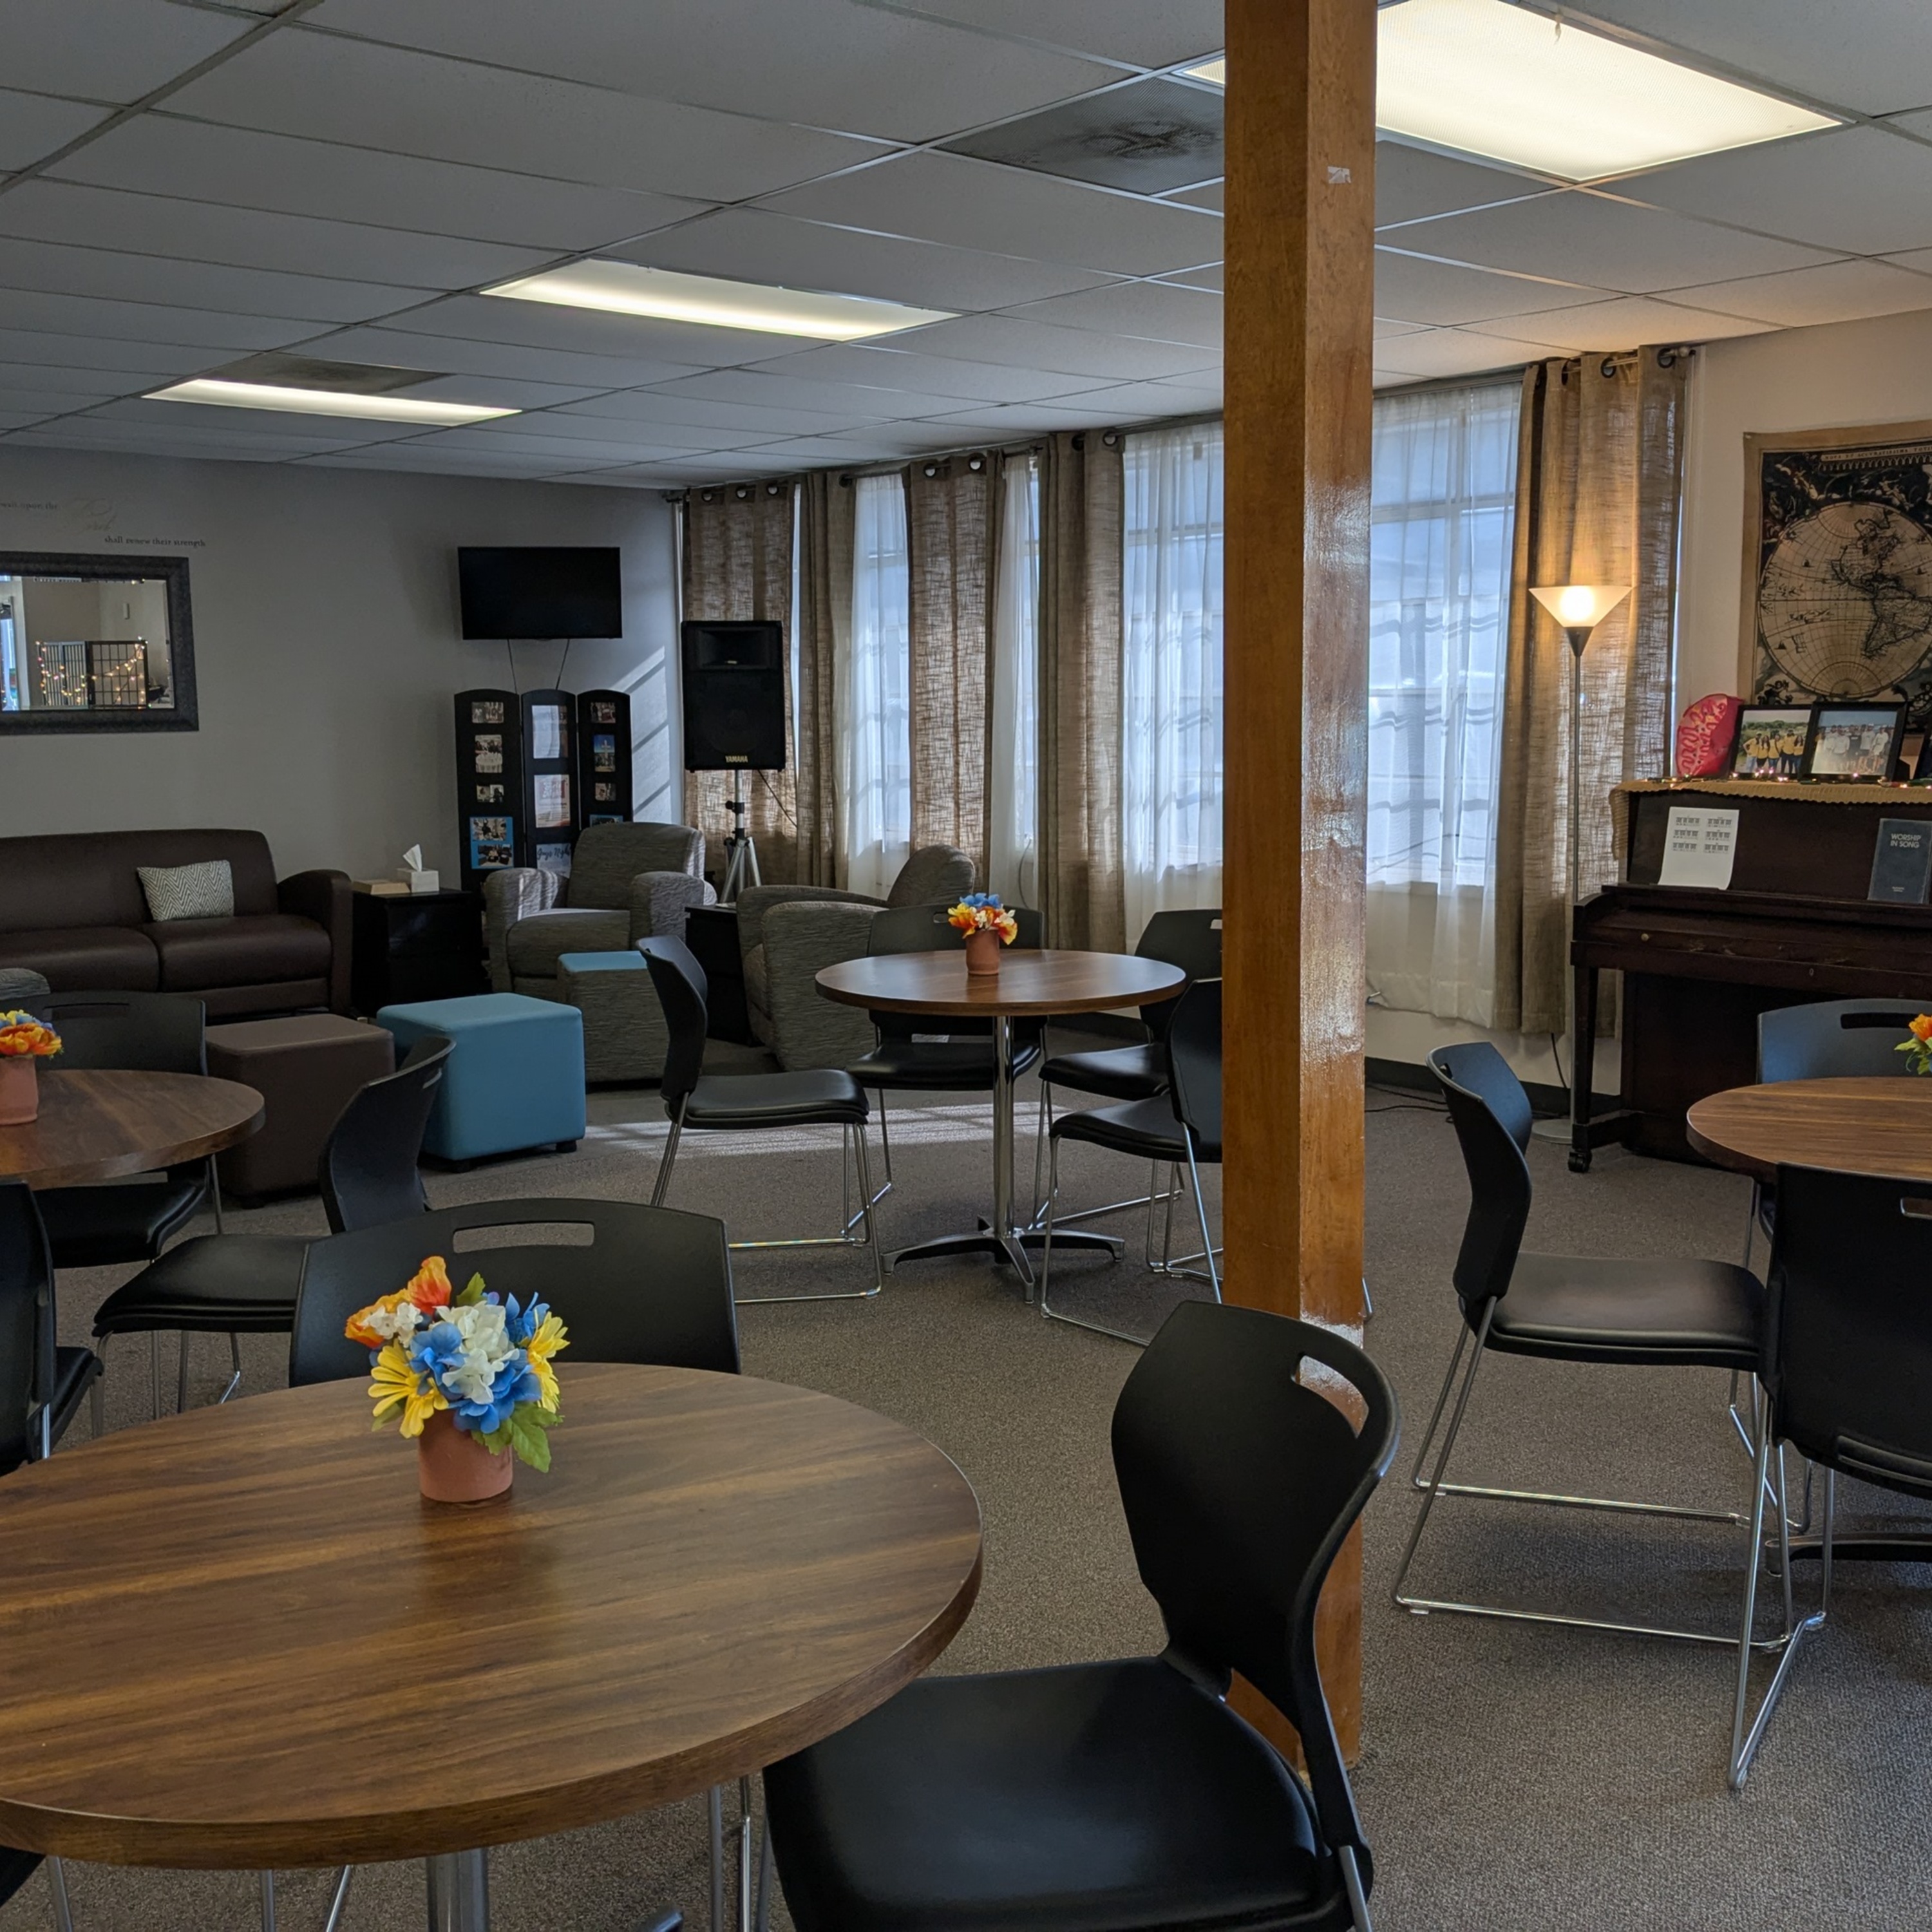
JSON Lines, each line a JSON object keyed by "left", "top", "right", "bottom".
{"left": 484, "top": 821, "right": 712, "bottom": 997}
{"left": 736, "top": 845, "right": 974, "bottom": 1070}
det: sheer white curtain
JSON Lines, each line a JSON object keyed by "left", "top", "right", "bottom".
{"left": 1122, "top": 422, "right": 1224, "bottom": 944}
{"left": 837, "top": 472, "right": 912, "bottom": 898}
{"left": 987, "top": 453, "right": 1040, "bottom": 906}
{"left": 1367, "top": 380, "right": 1520, "bottom": 1023}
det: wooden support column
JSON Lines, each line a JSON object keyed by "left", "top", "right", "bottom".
{"left": 1222, "top": 0, "right": 1378, "bottom": 1759}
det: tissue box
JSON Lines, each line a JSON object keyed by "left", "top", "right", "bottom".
{"left": 395, "top": 868, "right": 440, "bottom": 895}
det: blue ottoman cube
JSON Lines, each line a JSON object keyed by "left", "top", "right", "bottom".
{"left": 377, "top": 992, "right": 585, "bottom": 1163}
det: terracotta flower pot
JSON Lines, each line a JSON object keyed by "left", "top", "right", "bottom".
{"left": 965, "top": 928, "right": 1003, "bottom": 977}
{"left": 0, "top": 1057, "right": 39, "bottom": 1126}
{"left": 417, "top": 1409, "right": 513, "bottom": 1504}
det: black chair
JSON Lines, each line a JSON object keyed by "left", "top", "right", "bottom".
{"left": 89, "top": 1035, "right": 451, "bottom": 1423}
{"left": 1729, "top": 1162, "right": 1932, "bottom": 1787}
{"left": 1394, "top": 1041, "right": 1776, "bottom": 1660}
{"left": 292, "top": 1195, "right": 734, "bottom": 1932}
{"left": 761, "top": 1300, "right": 1397, "bottom": 1932}
{"left": 1030, "top": 907, "right": 1222, "bottom": 1229}
{"left": 1037, "top": 980, "right": 1222, "bottom": 1343}
{"left": 640, "top": 934, "right": 884, "bottom": 1302}
{"left": 28, "top": 990, "right": 216, "bottom": 1271}
{"left": 851, "top": 903, "right": 1044, "bottom": 1193}
{"left": 0, "top": 1182, "right": 88, "bottom": 1932}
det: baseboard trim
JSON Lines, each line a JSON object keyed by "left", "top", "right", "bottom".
{"left": 1366, "top": 1055, "right": 1618, "bottom": 1122}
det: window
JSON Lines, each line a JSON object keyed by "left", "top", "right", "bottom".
{"left": 1366, "top": 379, "right": 1520, "bottom": 1022}
{"left": 1122, "top": 422, "right": 1224, "bottom": 944}
{"left": 838, "top": 472, "right": 912, "bottom": 899}
{"left": 987, "top": 454, "right": 1041, "bottom": 904}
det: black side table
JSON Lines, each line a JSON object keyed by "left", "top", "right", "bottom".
{"left": 683, "top": 904, "right": 756, "bottom": 1045}
{"left": 351, "top": 889, "right": 486, "bottom": 1016}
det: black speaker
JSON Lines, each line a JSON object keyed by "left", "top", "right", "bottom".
{"left": 681, "top": 620, "right": 787, "bottom": 771}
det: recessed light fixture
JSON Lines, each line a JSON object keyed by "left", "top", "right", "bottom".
{"left": 482, "top": 261, "right": 951, "bottom": 340}
{"left": 146, "top": 379, "right": 517, "bottom": 425}
{"left": 1183, "top": 3, "right": 1836, "bottom": 181}
{"left": 1181, "top": 57, "right": 1225, "bottom": 87}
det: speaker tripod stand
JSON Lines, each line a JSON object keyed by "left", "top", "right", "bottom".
{"left": 719, "top": 769, "right": 762, "bottom": 903}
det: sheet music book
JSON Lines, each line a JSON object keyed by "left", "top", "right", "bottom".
{"left": 1869, "top": 818, "right": 1932, "bottom": 904}
{"left": 1656, "top": 806, "right": 1739, "bottom": 890}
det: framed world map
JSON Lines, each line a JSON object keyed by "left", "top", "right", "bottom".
{"left": 1740, "top": 419, "right": 1932, "bottom": 724}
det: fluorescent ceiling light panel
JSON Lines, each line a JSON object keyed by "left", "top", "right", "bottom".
{"left": 146, "top": 379, "right": 516, "bottom": 424}
{"left": 484, "top": 261, "right": 952, "bottom": 339}
{"left": 1376, "top": 0, "right": 1837, "bottom": 180}
{"left": 1182, "top": 57, "right": 1225, "bottom": 87}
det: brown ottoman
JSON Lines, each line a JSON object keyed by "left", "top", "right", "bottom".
{"left": 206, "top": 1014, "right": 395, "bottom": 1201}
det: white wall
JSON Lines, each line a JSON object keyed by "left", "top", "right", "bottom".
{"left": 1678, "top": 307, "right": 1932, "bottom": 708}
{"left": 0, "top": 448, "right": 678, "bottom": 882}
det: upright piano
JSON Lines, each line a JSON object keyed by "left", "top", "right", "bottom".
{"left": 1569, "top": 779, "right": 1932, "bottom": 1169}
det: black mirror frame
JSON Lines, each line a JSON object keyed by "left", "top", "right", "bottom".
{"left": 0, "top": 551, "right": 197, "bottom": 735}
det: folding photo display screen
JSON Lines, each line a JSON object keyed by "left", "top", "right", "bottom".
{"left": 455, "top": 689, "right": 526, "bottom": 890}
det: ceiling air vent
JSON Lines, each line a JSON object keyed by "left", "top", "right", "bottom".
{"left": 940, "top": 77, "right": 1223, "bottom": 195}
{"left": 205, "top": 353, "right": 442, "bottom": 395}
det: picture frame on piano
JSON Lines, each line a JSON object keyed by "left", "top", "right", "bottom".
{"left": 1802, "top": 701, "right": 1905, "bottom": 782}
{"left": 1730, "top": 705, "right": 1814, "bottom": 780}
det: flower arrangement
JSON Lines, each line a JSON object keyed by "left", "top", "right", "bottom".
{"left": 1898, "top": 1015, "right": 1932, "bottom": 1075}
{"left": 0, "top": 1012, "right": 61, "bottom": 1059}
{"left": 345, "top": 1256, "right": 569, "bottom": 1471}
{"left": 948, "top": 893, "right": 1019, "bottom": 943}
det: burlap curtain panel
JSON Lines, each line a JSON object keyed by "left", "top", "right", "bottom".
{"left": 1492, "top": 350, "right": 1687, "bottom": 1035}
{"left": 792, "top": 470, "right": 849, "bottom": 887}
{"left": 680, "top": 480, "right": 798, "bottom": 882}
{"left": 1039, "top": 429, "right": 1127, "bottom": 952}
{"left": 906, "top": 453, "right": 1001, "bottom": 884}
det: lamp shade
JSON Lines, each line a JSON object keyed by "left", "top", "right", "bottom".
{"left": 1530, "top": 583, "right": 1631, "bottom": 630}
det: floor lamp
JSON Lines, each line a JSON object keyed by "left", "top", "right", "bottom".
{"left": 1526, "top": 582, "right": 1630, "bottom": 1149}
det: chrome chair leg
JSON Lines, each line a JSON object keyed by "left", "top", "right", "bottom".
{"left": 1340, "top": 1842, "right": 1374, "bottom": 1932}
{"left": 259, "top": 1868, "right": 275, "bottom": 1932}
{"left": 1182, "top": 1141, "right": 1220, "bottom": 1302}
{"left": 1730, "top": 1446, "right": 1830, "bottom": 1790}
{"left": 178, "top": 1331, "right": 191, "bottom": 1414}
{"left": 90, "top": 1341, "right": 106, "bottom": 1439}
{"left": 221, "top": 1329, "right": 244, "bottom": 1404}
{"left": 708, "top": 1784, "right": 724, "bottom": 1932}
{"left": 47, "top": 1857, "right": 73, "bottom": 1932}
{"left": 1038, "top": 1139, "right": 1156, "bottom": 1347}
{"left": 649, "top": 1106, "right": 687, "bottom": 1209}
{"left": 737, "top": 1776, "right": 755, "bottom": 1932}
{"left": 149, "top": 1331, "right": 162, "bottom": 1420}
{"left": 321, "top": 1865, "right": 352, "bottom": 1932}
{"left": 754, "top": 1814, "right": 773, "bottom": 1932}
{"left": 208, "top": 1155, "right": 226, "bottom": 1235}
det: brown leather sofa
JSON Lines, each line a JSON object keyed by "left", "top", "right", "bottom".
{"left": 0, "top": 829, "right": 351, "bottom": 1016}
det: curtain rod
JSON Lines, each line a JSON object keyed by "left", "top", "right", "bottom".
{"left": 1373, "top": 343, "right": 1697, "bottom": 402}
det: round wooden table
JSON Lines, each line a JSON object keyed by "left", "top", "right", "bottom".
{"left": 0, "top": 1361, "right": 982, "bottom": 1931}
{"left": 1686, "top": 1076, "right": 1932, "bottom": 1184}
{"left": 0, "top": 1066, "right": 263, "bottom": 1188}
{"left": 816, "top": 949, "right": 1187, "bottom": 1282}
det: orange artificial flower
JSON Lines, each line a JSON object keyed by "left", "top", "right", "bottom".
{"left": 1910, "top": 1015, "right": 1932, "bottom": 1043}
{"left": 345, "top": 1290, "right": 413, "bottom": 1350}
{"left": 0, "top": 1012, "right": 62, "bottom": 1059}
{"left": 406, "top": 1255, "right": 453, "bottom": 1312}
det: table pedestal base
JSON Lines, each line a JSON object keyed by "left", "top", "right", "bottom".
{"left": 427, "top": 1851, "right": 489, "bottom": 1932}
{"left": 889, "top": 1223, "right": 1121, "bottom": 1288}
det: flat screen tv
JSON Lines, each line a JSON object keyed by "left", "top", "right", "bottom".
{"left": 458, "top": 547, "right": 622, "bottom": 639}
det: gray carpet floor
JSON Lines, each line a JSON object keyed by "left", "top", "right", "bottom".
{"left": 7, "top": 1054, "right": 1931, "bottom": 1931}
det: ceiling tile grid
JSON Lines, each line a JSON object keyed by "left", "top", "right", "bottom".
{"left": 0, "top": 0, "right": 1922, "bottom": 478}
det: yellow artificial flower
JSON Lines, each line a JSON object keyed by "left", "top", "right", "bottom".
{"left": 525, "top": 1312, "right": 569, "bottom": 1412}
{"left": 368, "top": 1339, "right": 446, "bottom": 1438}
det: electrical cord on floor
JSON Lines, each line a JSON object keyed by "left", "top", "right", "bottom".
{"left": 1549, "top": 1030, "right": 1569, "bottom": 1097}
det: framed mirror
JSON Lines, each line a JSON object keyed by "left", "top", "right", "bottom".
{"left": 0, "top": 551, "right": 196, "bottom": 734}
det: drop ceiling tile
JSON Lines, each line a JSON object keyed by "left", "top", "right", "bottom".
{"left": 1620, "top": 127, "right": 1932, "bottom": 258}
{"left": 91, "top": 397, "right": 433, "bottom": 442}
{"left": 642, "top": 368, "right": 981, "bottom": 419}
{"left": 301, "top": 446, "right": 621, "bottom": 477}
{"left": 1355, "top": 327, "right": 1557, "bottom": 380}
{"left": 1374, "top": 318, "right": 1430, "bottom": 339}
{"left": 0, "top": 236, "right": 431, "bottom": 325}
{"left": 943, "top": 76, "right": 1222, "bottom": 196}
{"left": 0, "top": 410, "right": 63, "bottom": 431}
{"left": 0, "top": 327, "right": 216, "bottom": 375}
{"left": 1392, "top": 192, "right": 1834, "bottom": 296}
{"left": 0, "top": 182, "right": 554, "bottom": 294}
{"left": 862, "top": 0, "right": 1223, "bottom": 68}
{"left": 1574, "top": 0, "right": 1932, "bottom": 117}
{"left": 915, "top": 399, "right": 1142, "bottom": 433}
{"left": 6, "top": 417, "right": 363, "bottom": 456}
{"left": 0, "top": 288, "right": 316, "bottom": 350}
{"left": 880, "top": 312, "right": 1217, "bottom": 379}
{"left": 2, "top": 430, "right": 292, "bottom": 462}
{"left": 162, "top": 30, "right": 887, "bottom": 200}
{"left": 992, "top": 281, "right": 1219, "bottom": 348}
{"left": 757, "top": 151, "right": 1225, "bottom": 277}
{"left": 609, "top": 209, "right": 1113, "bottom": 313}
{"left": 1157, "top": 262, "right": 1220, "bottom": 292}
{"left": 307, "top": 0, "right": 1122, "bottom": 144}
{"left": 1373, "top": 140, "right": 1554, "bottom": 229}
{"left": 459, "top": 410, "right": 764, "bottom": 450}
{"left": 1063, "top": 375, "right": 1220, "bottom": 415}
{"left": 744, "top": 341, "right": 1117, "bottom": 402}
{"left": 307, "top": 326, "right": 701, "bottom": 390}
{"left": 1461, "top": 296, "right": 1774, "bottom": 353}
{"left": 1164, "top": 180, "right": 1222, "bottom": 212}
{"left": 0, "top": 88, "right": 110, "bottom": 169}
{"left": 379, "top": 294, "right": 792, "bottom": 370}
{"left": 402, "top": 426, "right": 710, "bottom": 462}
{"left": 0, "top": 356, "right": 147, "bottom": 394}
{"left": 402, "top": 375, "right": 617, "bottom": 410}
{"left": 0, "top": 0, "right": 255, "bottom": 101}
{"left": 1665, "top": 258, "right": 1932, "bottom": 328}
{"left": 729, "top": 433, "right": 942, "bottom": 463}
{"left": 1374, "top": 251, "right": 1611, "bottom": 326}
{"left": 558, "top": 391, "right": 892, "bottom": 436}
{"left": 53, "top": 118, "right": 703, "bottom": 252}
{"left": 540, "top": 466, "right": 686, "bottom": 488}
{"left": 0, "top": 391, "right": 110, "bottom": 418}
